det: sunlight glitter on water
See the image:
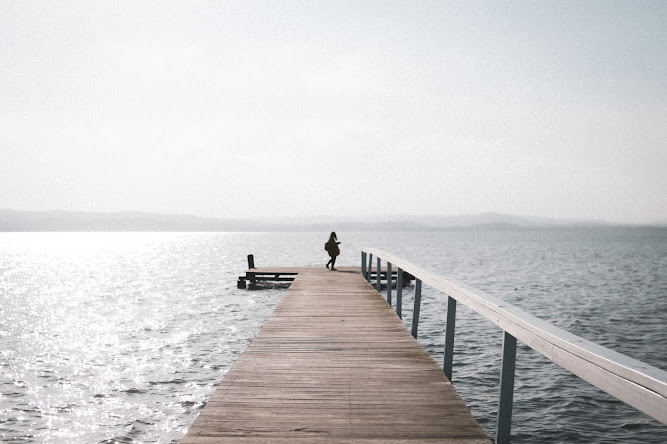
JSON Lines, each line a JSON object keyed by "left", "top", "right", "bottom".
{"left": 1, "top": 230, "right": 666, "bottom": 443}
{"left": 1, "top": 232, "right": 285, "bottom": 443}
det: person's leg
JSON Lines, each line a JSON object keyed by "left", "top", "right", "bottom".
{"left": 331, "top": 257, "right": 337, "bottom": 270}
{"left": 326, "top": 258, "right": 331, "bottom": 269}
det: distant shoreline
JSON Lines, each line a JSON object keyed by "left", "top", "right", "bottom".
{"left": 1, "top": 209, "right": 664, "bottom": 232}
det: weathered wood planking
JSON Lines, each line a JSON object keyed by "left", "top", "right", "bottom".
{"left": 183, "top": 267, "right": 489, "bottom": 443}
{"left": 238, "top": 266, "right": 407, "bottom": 289}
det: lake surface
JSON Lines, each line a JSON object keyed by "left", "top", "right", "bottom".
{"left": 1, "top": 229, "right": 665, "bottom": 443}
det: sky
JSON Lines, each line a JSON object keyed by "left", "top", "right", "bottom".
{"left": 1, "top": 1, "right": 665, "bottom": 224}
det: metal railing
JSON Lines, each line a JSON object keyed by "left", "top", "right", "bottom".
{"left": 361, "top": 248, "right": 667, "bottom": 444}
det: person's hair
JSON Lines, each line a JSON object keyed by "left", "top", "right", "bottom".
{"left": 330, "top": 231, "right": 337, "bottom": 241}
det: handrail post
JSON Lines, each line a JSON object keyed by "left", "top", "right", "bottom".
{"left": 411, "top": 279, "right": 422, "bottom": 339}
{"left": 367, "top": 254, "right": 373, "bottom": 283}
{"left": 346, "top": 247, "right": 667, "bottom": 432}
{"left": 361, "top": 252, "right": 367, "bottom": 279}
{"left": 376, "top": 257, "right": 382, "bottom": 292}
{"left": 386, "top": 262, "right": 392, "bottom": 305}
{"left": 495, "top": 331, "right": 517, "bottom": 444}
{"left": 396, "top": 267, "right": 403, "bottom": 319}
{"left": 443, "top": 296, "right": 457, "bottom": 381}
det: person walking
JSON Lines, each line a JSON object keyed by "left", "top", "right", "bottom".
{"left": 325, "top": 232, "right": 341, "bottom": 271}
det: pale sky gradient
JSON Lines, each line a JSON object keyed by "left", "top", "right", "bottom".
{"left": 1, "top": 1, "right": 665, "bottom": 223}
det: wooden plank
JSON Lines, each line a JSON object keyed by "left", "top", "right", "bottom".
{"left": 183, "top": 267, "right": 489, "bottom": 443}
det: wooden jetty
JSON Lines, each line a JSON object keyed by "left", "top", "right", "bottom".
{"left": 237, "top": 267, "right": 300, "bottom": 288}
{"left": 184, "top": 266, "right": 489, "bottom": 443}
{"left": 238, "top": 255, "right": 412, "bottom": 288}
{"left": 237, "top": 267, "right": 407, "bottom": 289}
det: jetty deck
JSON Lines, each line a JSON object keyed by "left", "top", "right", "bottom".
{"left": 183, "top": 267, "right": 489, "bottom": 443}
{"left": 237, "top": 265, "right": 407, "bottom": 288}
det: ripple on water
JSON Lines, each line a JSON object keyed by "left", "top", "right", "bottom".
{"left": 0, "top": 230, "right": 665, "bottom": 443}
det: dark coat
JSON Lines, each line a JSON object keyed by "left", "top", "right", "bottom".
{"left": 325, "top": 240, "right": 340, "bottom": 257}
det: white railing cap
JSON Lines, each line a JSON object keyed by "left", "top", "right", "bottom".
{"left": 362, "top": 248, "right": 667, "bottom": 425}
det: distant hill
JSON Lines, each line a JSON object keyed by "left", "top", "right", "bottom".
{"left": 380, "top": 212, "right": 614, "bottom": 228}
{"left": 0, "top": 210, "right": 251, "bottom": 232}
{"left": 0, "top": 209, "right": 657, "bottom": 232}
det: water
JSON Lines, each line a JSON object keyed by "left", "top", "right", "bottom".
{"left": 0, "top": 229, "right": 665, "bottom": 443}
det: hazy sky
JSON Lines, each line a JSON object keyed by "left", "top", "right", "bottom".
{"left": 1, "top": 1, "right": 665, "bottom": 223}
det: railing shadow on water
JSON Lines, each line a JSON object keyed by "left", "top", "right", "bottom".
{"left": 361, "top": 248, "right": 667, "bottom": 444}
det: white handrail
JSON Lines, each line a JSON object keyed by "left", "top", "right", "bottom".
{"left": 362, "top": 248, "right": 667, "bottom": 429}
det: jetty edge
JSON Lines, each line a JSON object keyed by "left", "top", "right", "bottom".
{"left": 183, "top": 265, "right": 489, "bottom": 443}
